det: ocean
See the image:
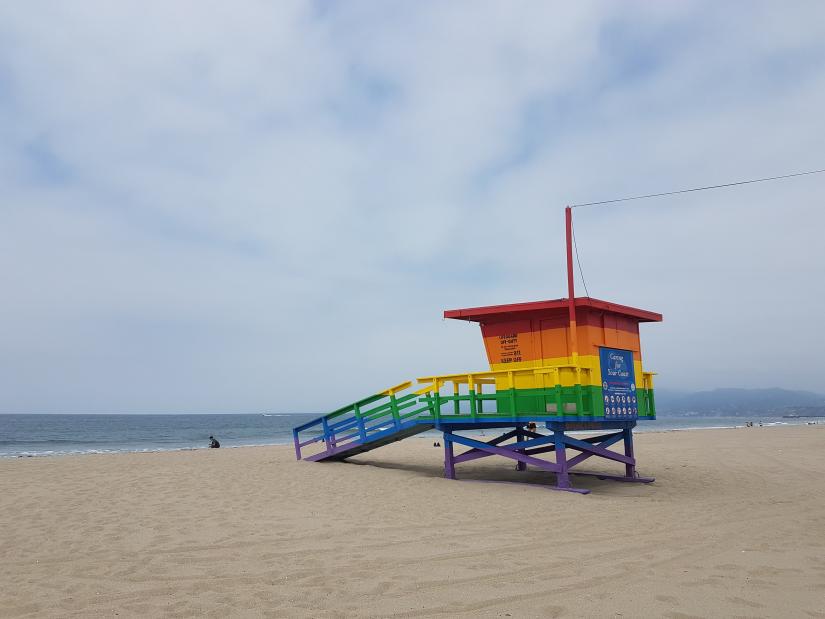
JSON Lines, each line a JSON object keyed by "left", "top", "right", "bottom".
{"left": 0, "top": 413, "right": 312, "bottom": 458}
{"left": 0, "top": 413, "right": 814, "bottom": 458}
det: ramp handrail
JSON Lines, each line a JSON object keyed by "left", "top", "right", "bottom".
{"left": 292, "top": 382, "right": 438, "bottom": 459}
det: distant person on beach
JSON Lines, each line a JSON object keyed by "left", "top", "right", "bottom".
{"left": 209, "top": 436, "right": 220, "bottom": 449}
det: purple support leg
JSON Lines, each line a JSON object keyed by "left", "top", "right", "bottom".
{"left": 515, "top": 427, "right": 527, "bottom": 471}
{"left": 444, "top": 434, "right": 456, "bottom": 479}
{"left": 293, "top": 429, "right": 302, "bottom": 460}
{"left": 554, "top": 430, "right": 570, "bottom": 489}
{"left": 623, "top": 427, "right": 636, "bottom": 478}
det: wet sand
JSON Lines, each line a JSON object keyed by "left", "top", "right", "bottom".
{"left": 1, "top": 425, "right": 824, "bottom": 617}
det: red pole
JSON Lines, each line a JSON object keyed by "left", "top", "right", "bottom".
{"left": 565, "top": 206, "right": 579, "bottom": 359}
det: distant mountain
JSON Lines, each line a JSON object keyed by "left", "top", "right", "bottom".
{"left": 655, "top": 388, "right": 825, "bottom": 416}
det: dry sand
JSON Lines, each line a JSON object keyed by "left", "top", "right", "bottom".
{"left": 1, "top": 425, "right": 824, "bottom": 618}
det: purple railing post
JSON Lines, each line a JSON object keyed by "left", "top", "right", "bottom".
{"left": 623, "top": 427, "right": 636, "bottom": 478}
{"left": 444, "top": 433, "right": 456, "bottom": 479}
{"left": 293, "top": 429, "right": 302, "bottom": 460}
{"left": 554, "top": 429, "right": 570, "bottom": 489}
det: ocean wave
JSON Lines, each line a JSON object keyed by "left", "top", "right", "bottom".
{"left": 0, "top": 438, "right": 123, "bottom": 446}
{"left": 0, "top": 440, "right": 294, "bottom": 459}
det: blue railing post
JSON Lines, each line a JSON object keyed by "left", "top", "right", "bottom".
{"left": 293, "top": 428, "right": 302, "bottom": 460}
{"left": 321, "top": 417, "right": 332, "bottom": 453}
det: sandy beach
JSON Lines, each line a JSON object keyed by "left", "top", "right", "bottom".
{"left": 1, "top": 425, "right": 824, "bottom": 618}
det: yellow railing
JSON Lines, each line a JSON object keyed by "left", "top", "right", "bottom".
{"left": 417, "top": 362, "right": 654, "bottom": 392}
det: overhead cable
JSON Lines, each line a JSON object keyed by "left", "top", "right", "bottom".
{"left": 570, "top": 167, "right": 825, "bottom": 209}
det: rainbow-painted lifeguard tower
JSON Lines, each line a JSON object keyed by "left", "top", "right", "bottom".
{"left": 293, "top": 208, "right": 662, "bottom": 493}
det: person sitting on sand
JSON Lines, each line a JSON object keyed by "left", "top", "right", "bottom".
{"left": 209, "top": 436, "right": 220, "bottom": 449}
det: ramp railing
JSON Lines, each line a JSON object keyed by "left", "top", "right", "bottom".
{"left": 292, "top": 381, "right": 438, "bottom": 460}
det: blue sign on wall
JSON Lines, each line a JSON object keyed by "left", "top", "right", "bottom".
{"left": 599, "top": 347, "right": 637, "bottom": 420}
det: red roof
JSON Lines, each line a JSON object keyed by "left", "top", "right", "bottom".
{"left": 443, "top": 297, "right": 662, "bottom": 323}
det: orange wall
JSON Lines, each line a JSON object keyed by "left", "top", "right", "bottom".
{"left": 480, "top": 308, "right": 643, "bottom": 368}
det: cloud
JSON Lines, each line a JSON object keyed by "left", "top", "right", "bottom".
{"left": 1, "top": 1, "right": 824, "bottom": 412}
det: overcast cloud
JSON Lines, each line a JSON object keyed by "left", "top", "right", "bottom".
{"left": 1, "top": 1, "right": 824, "bottom": 413}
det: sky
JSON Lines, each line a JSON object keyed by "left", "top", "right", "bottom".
{"left": 1, "top": 1, "right": 824, "bottom": 414}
